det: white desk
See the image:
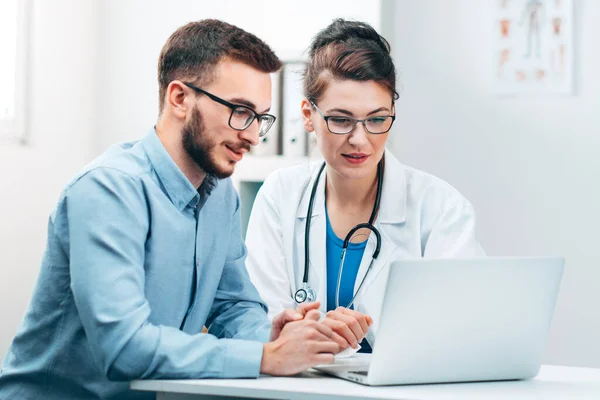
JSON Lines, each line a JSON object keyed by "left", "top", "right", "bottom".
{"left": 131, "top": 365, "right": 600, "bottom": 400}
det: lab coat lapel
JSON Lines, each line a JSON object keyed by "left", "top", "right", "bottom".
{"left": 354, "top": 149, "right": 408, "bottom": 302}
{"left": 353, "top": 227, "right": 397, "bottom": 299}
{"left": 307, "top": 210, "right": 327, "bottom": 308}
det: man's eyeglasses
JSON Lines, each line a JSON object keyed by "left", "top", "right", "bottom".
{"left": 311, "top": 101, "right": 395, "bottom": 135}
{"left": 184, "top": 82, "right": 276, "bottom": 137}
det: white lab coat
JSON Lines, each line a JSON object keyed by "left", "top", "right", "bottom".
{"left": 245, "top": 149, "right": 484, "bottom": 347}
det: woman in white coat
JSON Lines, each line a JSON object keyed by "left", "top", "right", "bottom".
{"left": 245, "top": 19, "right": 484, "bottom": 354}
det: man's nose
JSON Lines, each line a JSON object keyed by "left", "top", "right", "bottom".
{"left": 239, "top": 120, "right": 260, "bottom": 146}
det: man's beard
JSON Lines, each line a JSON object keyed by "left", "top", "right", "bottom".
{"left": 182, "top": 106, "right": 234, "bottom": 180}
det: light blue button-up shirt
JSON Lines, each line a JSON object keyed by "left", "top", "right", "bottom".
{"left": 0, "top": 129, "right": 271, "bottom": 400}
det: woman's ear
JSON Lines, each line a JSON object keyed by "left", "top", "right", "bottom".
{"left": 301, "top": 98, "right": 314, "bottom": 132}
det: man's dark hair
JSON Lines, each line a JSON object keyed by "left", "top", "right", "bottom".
{"left": 158, "top": 19, "right": 282, "bottom": 113}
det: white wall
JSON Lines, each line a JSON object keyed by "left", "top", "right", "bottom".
{"left": 96, "top": 0, "right": 380, "bottom": 152}
{"left": 0, "top": 0, "right": 99, "bottom": 360}
{"left": 382, "top": 0, "right": 600, "bottom": 368}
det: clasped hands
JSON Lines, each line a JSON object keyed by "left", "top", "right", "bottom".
{"left": 260, "top": 302, "right": 372, "bottom": 376}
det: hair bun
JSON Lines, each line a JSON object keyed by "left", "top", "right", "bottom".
{"left": 304, "top": 18, "right": 399, "bottom": 103}
{"left": 309, "top": 18, "right": 390, "bottom": 57}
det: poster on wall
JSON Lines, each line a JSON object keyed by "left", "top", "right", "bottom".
{"left": 492, "top": 0, "right": 573, "bottom": 95}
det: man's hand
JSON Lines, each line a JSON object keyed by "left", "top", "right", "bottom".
{"left": 270, "top": 301, "right": 321, "bottom": 341}
{"left": 321, "top": 307, "right": 372, "bottom": 350}
{"left": 261, "top": 309, "right": 339, "bottom": 376}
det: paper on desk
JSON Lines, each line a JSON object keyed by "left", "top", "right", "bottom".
{"left": 335, "top": 344, "right": 361, "bottom": 359}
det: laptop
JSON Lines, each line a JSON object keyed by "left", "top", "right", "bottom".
{"left": 314, "top": 256, "right": 564, "bottom": 386}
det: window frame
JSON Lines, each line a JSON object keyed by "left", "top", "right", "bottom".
{"left": 0, "top": 0, "right": 31, "bottom": 143}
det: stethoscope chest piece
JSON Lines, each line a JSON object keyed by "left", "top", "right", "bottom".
{"left": 294, "top": 283, "right": 316, "bottom": 304}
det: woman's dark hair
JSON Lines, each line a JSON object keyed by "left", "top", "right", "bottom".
{"left": 158, "top": 19, "right": 282, "bottom": 114}
{"left": 303, "top": 19, "right": 398, "bottom": 103}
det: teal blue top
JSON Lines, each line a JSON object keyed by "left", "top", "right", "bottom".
{"left": 325, "top": 208, "right": 373, "bottom": 353}
{"left": 325, "top": 209, "right": 367, "bottom": 311}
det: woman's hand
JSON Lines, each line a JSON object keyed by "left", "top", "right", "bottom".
{"left": 322, "top": 307, "right": 373, "bottom": 350}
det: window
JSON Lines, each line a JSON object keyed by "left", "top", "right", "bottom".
{"left": 0, "top": 0, "right": 29, "bottom": 142}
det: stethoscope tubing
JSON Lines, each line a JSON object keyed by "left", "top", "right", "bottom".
{"left": 296, "top": 160, "right": 384, "bottom": 307}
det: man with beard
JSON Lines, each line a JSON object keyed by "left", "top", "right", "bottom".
{"left": 0, "top": 20, "right": 339, "bottom": 400}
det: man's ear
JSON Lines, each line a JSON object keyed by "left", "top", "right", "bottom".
{"left": 166, "top": 80, "right": 190, "bottom": 120}
{"left": 301, "top": 98, "right": 314, "bottom": 132}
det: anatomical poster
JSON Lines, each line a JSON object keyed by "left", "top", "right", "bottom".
{"left": 492, "top": 0, "right": 573, "bottom": 95}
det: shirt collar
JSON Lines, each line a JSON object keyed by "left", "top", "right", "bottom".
{"left": 142, "top": 128, "right": 211, "bottom": 211}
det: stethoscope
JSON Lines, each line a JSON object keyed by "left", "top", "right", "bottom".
{"left": 294, "top": 160, "right": 383, "bottom": 309}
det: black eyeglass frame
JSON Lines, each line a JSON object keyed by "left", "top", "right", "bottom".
{"left": 184, "top": 82, "right": 276, "bottom": 137}
{"left": 310, "top": 101, "right": 395, "bottom": 135}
